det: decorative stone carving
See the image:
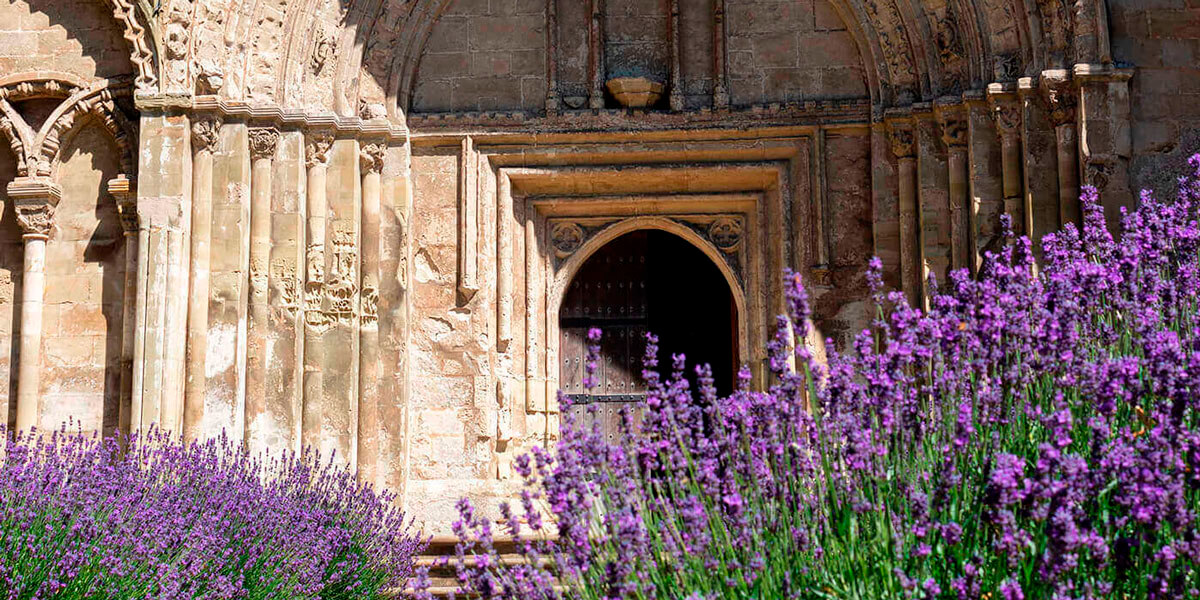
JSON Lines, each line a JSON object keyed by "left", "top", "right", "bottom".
{"left": 325, "top": 230, "right": 359, "bottom": 323}
{"left": 550, "top": 222, "right": 584, "bottom": 257}
{"left": 863, "top": 0, "right": 917, "bottom": 91}
{"left": 248, "top": 127, "right": 280, "bottom": 160}
{"left": 886, "top": 119, "right": 916, "bottom": 158}
{"left": 360, "top": 286, "right": 379, "bottom": 325}
{"left": 15, "top": 203, "right": 55, "bottom": 237}
{"left": 311, "top": 26, "right": 336, "bottom": 74}
{"left": 934, "top": 4, "right": 964, "bottom": 64}
{"left": 191, "top": 116, "right": 221, "bottom": 152}
{"left": 1040, "top": 73, "right": 1077, "bottom": 128}
{"left": 271, "top": 257, "right": 302, "bottom": 318}
{"left": 990, "top": 96, "right": 1022, "bottom": 139}
{"left": 937, "top": 105, "right": 969, "bottom": 148}
{"left": 993, "top": 52, "right": 1021, "bottom": 81}
{"left": 707, "top": 217, "right": 743, "bottom": 253}
{"left": 1036, "top": 0, "right": 1072, "bottom": 62}
{"left": 108, "top": 175, "right": 138, "bottom": 233}
{"left": 305, "top": 131, "right": 335, "bottom": 168}
{"left": 1086, "top": 157, "right": 1116, "bottom": 191}
{"left": 360, "top": 142, "right": 386, "bottom": 174}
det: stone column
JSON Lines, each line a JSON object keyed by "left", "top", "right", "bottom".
{"left": 111, "top": 176, "right": 138, "bottom": 436}
{"left": 937, "top": 102, "right": 970, "bottom": 273}
{"left": 667, "top": 0, "right": 683, "bottom": 112}
{"left": 1042, "top": 70, "right": 1080, "bottom": 228}
{"left": 130, "top": 112, "right": 192, "bottom": 434}
{"left": 712, "top": 0, "right": 729, "bottom": 110}
{"left": 964, "top": 90, "right": 1004, "bottom": 273}
{"left": 302, "top": 131, "right": 334, "bottom": 450}
{"left": 184, "top": 116, "right": 219, "bottom": 441}
{"left": 588, "top": 0, "right": 606, "bottom": 109}
{"left": 886, "top": 115, "right": 921, "bottom": 309}
{"left": 988, "top": 86, "right": 1024, "bottom": 235}
{"left": 357, "top": 140, "right": 385, "bottom": 484}
{"left": 245, "top": 126, "right": 279, "bottom": 454}
{"left": 7, "top": 177, "right": 60, "bottom": 432}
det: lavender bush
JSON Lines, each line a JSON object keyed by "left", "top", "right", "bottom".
{"left": 0, "top": 427, "right": 424, "bottom": 599}
{"left": 432, "top": 158, "right": 1200, "bottom": 600}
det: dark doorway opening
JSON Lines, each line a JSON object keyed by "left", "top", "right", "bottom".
{"left": 558, "top": 229, "right": 738, "bottom": 437}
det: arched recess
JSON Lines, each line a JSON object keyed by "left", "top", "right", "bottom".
{"left": 551, "top": 216, "right": 749, "bottom": 374}
{"left": 38, "top": 119, "right": 127, "bottom": 436}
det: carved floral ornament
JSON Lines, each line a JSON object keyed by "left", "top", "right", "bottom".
{"left": 886, "top": 118, "right": 916, "bottom": 159}
{"left": 248, "top": 127, "right": 280, "bottom": 160}
{"left": 191, "top": 116, "right": 220, "bottom": 152}
{"left": 551, "top": 222, "right": 584, "bottom": 258}
{"left": 936, "top": 105, "right": 969, "bottom": 148}
{"left": 707, "top": 217, "right": 743, "bottom": 253}
{"left": 360, "top": 141, "right": 386, "bottom": 174}
{"left": 305, "top": 131, "right": 335, "bottom": 168}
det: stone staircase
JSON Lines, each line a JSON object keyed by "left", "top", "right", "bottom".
{"left": 396, "top": 535, "right": 559, "bottom": 598}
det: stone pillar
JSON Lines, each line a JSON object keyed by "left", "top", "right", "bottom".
{"left": 1018, "top": 76, "right": 1061, "bottom": 258}
{"left": 7, "top": 177, "right": 60, "bottom": 432}
{"left": 111, "top": 176, "right": 139, "bottom": 436}
{"left": 712, "top": 0, "right": 729, "bottom": 110}
{"left": 988, "top": 86, "right": 1024, "bottom": 235}
{"left": 245, "top": 126, "right": 279, "bottom": 454}
{"left": 588, "top": 0, "right": 606, "bottom": 109}
{"left": 130, "top": 112, "right": 192, "bottom": 434}
{"left": 886, "top": 115, "right": 921, "bottom": 309}
{"left": 667, "top": 0, "right": 683, "bottom": 112}
{"left": 1074, "top": 64, "right": 1134, "bottom": 229}
{"left": 1042, "top": 70, "right": 1080, "bottom": 228}
{"left": 184, "top": 116, "right": 219, "bottom": 441}
{"left": 323, "top": 137, "right": 363, "bottom": 465}
{"left": 266, "top": 130, "right": 307, "bottom": 453}
{"left": 357, "top": 140, "right": 385, "bottom": 484}
{"left": 915, "top": 104, "right": 948, "bottom": 292}
{"left": 937, "top": 102, "right": 970, "bottom": 273}
{"left": 302, "top": 130, "right": 334, "bottom": 451}
{"left": 964, "top": 91, "right": 1004, "bottom": 273}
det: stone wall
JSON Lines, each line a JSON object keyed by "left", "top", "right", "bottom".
{"left": 1112, "top": 0, "right": 1200, "bottom": 195}
{"left": 0, "top": 0, "right": 133, "bottom": 82}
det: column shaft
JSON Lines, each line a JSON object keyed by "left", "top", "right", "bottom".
{"left": 245, "top": 127, "right": 278, "bottom": 453}
{"left": 357, "top": 142, "right": 384, "bottom": 484}
{"left": 8, "top": 179, "right": 60, "bottom": 433}
{"left": 302, "top": 132, "right": 333, "bottom": 450}
{"left": 184, "top": 118, "right": 218, "bottom": 440}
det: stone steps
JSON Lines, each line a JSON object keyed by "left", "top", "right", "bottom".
{"left": 393, "top": 535, "right": 558, "bottom": 598}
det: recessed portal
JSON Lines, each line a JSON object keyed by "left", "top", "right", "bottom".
{"left": 558, "top": 229, "right": 738, "bottom": 435}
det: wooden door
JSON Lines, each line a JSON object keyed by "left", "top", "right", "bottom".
{"left": 559, "top": 231, "right": 648, "bottom": 442}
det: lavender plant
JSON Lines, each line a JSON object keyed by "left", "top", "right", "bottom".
{"left": 0, "top": 427, "right": 424, "bottom": 599}
{"left": 431, "top": 157, "right": 1200, "bottom": 600}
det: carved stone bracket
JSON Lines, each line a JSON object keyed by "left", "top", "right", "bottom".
{"left": 7, "top": 177, "right": 61, "bottom": 239}
{"left": 305, "top": 130, "right": 335, "bottom": 168}
{"left": 248, "top": 127, "right": 280, "bottom": 160}
{"left": 191, "top": 116, "right": 221, "bottom": 153}
{"left": 108, "top": 174, "right": 138, "bottom": 233}
{"left": 989, "top": 92, "right": 1022, "bottom": 140}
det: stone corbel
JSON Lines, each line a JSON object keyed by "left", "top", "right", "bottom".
{"left": 108, "top": 174, "right": 138, "bottom": 233}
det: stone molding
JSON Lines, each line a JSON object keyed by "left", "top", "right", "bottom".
{"left": 136, "top": 95, "right": 408, "bottom": 142}
{"left": 7, "top": 177, "right": 62, "bottom": 239}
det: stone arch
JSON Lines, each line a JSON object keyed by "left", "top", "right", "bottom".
{"left": 552, "top": 216, "right": 749, "bottom": 366}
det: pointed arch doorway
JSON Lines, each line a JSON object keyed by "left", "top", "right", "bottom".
{"left": 558, "top": 229, "right": 738, "bottom": 438}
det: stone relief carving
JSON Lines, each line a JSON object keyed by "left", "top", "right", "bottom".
{"left": 325, "top": 229, "right": 359, "bottom": 324}
{"left": 886, "top": 119, "right": 917, "bottom": 158}
{"left": 1086, "top": 157, "right": 1115, "bottom": 191}
{"left": 106, "top": 0, "right": 159, "bottom": 93}
{"left": 248, "top": 127, "right": 280, "bottom": 160}
{"left": 311, "top": 26, "right": 337, "bottom": 74}
{"left": 937, "top": 107, "right": 969, "bottom": 148}
{"left": 191, "top": 116, "right": 221, "bottom": 152}
{"left": 360, "top": 286, "right": 379, "bottom": 326}
{"left": 990, "top": 97, "right": 1022, "bottom": 139}
{"left": 15, "top": 203, "right": 55, "bottom": 237}
{"left": 0, "top": 113, "right": 29, "bottom": 174}
{"left": 550, "top": 222, "right": 584, "bottom": 258}
{"left": 934, "top": 4, "right": 964, "bottom": 64}
{"left": 1041, "top": 77, "right": 1077, "bottom": 128}
{"left": 359, "top": 142, "right": 386, "bottom": 174}
{"left": 863, "top": 0, "right": 918, "bottom": 94}
{"left": 1036, "top": 0, "right": 1072, "bottom": 62}
{"left": 707, "top": 217, "right": 743, "bottom": 253}
{"left": 271, "top": 257, "right": 302, "bottom": 319}
{"left": 305, "top": 131, "right": 335, "bottom": 167}
{"left": 993, "top": 52, "right": 1021, "bottom": 81}
{"left": 304, "top": 243, "right": 330, "bottom": 331}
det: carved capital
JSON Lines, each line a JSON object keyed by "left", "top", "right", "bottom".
{"left": 248, "top": 127, "right": 280, "bottom": 160}
{"left": 191, "top": 116, "right": 221, "bottom": 153}
{"left": 988, "top": 92, "right": 1022, "bottom": 139}
{"left": 359, "top": 141, "right": 386, "bottom": 175}
{"left": 7, "top": 177, "right": 61, "bottom": 238}
{"left": 885, "top": 118, "right": 916, "bottom": 159}
{"left": 107, "top": 175, "right": 138, "bottom": 233}
{"left": 1040, "top": 70, "right": 1077, "bottom": 127}
{"left": 935, "top": 103, "right": 968, "bottom": 148}
{"left": 305, "top": 131, "right": 335, "bottom": 168}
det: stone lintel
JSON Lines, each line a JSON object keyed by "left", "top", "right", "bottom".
{"left": 189, "top": 96, "right": 407, "bottom": 140}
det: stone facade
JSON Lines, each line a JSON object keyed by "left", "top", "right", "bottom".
{"left": 0, "top": 0, "right": 1194, "bottom": 530}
